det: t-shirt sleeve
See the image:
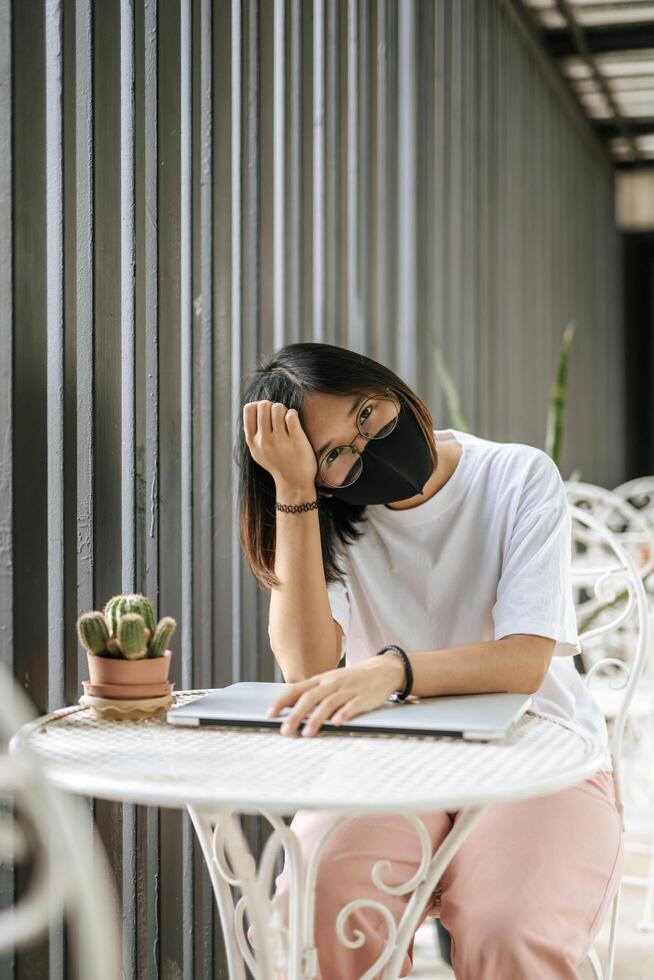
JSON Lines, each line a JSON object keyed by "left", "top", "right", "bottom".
{"left": 266, "top": 575, "right": 350, "bottom": 658}
{"left": 492, "top": 450, "right": 581, "bottom": 656}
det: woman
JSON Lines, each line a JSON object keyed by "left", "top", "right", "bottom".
{"left": 238, "top": 341, "right": 623, "bottom": 980}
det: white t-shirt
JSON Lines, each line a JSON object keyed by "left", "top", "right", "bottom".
{"left": 324, "top": 428, "right": 612, "bottom": 772}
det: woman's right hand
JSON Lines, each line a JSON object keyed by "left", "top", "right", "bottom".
{"left": 243, "top": 400, "right": 318, "bottom": 490}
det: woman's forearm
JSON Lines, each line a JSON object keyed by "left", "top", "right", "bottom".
{"left": 380, "top": 635, "right": 555, "bottom": 699}
{"left": 269, "top": 480, "right": 341, "bottom": 682}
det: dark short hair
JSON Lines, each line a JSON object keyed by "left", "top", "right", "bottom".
{"left": 236, "top": 342, "right": 438, "bottom": 591}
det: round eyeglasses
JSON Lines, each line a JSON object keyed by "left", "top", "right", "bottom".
{"left": 316, "top": 388, "right": 402, "bottom": 489}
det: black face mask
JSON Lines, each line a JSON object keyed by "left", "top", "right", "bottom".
{"left": 321, "top": 406, "right": 434, "bottom": 506}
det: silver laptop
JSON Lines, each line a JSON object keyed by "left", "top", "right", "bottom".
{"left": 166, "top": 682, "right": 532, "bottom": 741}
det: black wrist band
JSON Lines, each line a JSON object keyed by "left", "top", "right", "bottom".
{"left": 376, "top": 644, "right": 413, "bottom": 701}
{"left": 275, "top": 499, "right": 319, "bottom": 513}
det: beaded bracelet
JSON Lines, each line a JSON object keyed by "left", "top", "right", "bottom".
{"left": 275, "top": 499, "right": 319, "bottom": 513}
{"left": 376, "top": 644, "right": 414, "bottom": 701}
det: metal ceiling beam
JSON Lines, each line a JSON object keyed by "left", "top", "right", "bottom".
{"left": 553, "top": 0, "right": 642, "bottom": 161}
{"left": 546, "top": 23, "right": 654, "bottom": 58}
{"left": 615, "top": 157, "right": 654, "bottom": 170}
{"left": 500, "top": 0, "right": 617, "bottom": 167}
{"left": 596, "top": 116, "right": 654, "bottom": 137}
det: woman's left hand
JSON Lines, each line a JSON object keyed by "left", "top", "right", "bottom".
{"left": 266, "top": 655, "right": 405, "bottom": 737}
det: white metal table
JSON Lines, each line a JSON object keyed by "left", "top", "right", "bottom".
{"left": 12, "top": 691, "right": 605, "bottom": 980}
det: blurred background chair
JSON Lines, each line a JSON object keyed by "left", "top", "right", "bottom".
{"left": 425, "top": 500, "right": 650, "bottom": 980}
{"left": 1, "top": 664, "right": 121, "bottom": 979}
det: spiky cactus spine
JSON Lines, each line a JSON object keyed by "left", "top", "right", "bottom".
{"left": 76, "top": 612, "right": 110, "bottom": 655}
{"left": 148, "top": 616, "right": 176, "bottom": 658}
{"left": 104, "top": 593, "right": 156, "bottom": 638}
{"left": 116, "top": 613, "right": 148, "bottom": 660}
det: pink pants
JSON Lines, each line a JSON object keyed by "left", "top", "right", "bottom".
{"left": 270, "top": 769, "right": 623, "bottom": 979}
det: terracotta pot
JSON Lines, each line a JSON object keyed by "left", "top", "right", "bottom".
{"left": 82, "top": 679, "right": 174, "bottom": 700}
{"left": 87, "top": 649, "right": 172, "bottom": 687}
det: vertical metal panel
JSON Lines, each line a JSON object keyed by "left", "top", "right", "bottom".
{"left": 179, "top": 0, "right": 195, "bottom": 973}
{"left": 313, "top": 0, "right": 325, "bottom": 342}
{"left": 198, "top": 0, "right": 214, "bottom": 686}
{"left": 73, "top": 5, "right": 96, "bottom": 974}
{"left": 196, "top": 0, "right": 215, "bottom": 970}
{"left": 461, "top": 1, "right": 477, "bottom": 425}
{"left": 358, "top": 0, "right": 370, "bottom": 353}
{"left": 45, "top": 0, "right": 64, "bottom": 716}
{"left": 0, "top": 6, "right": 10, "bottom": 666}
{"left": 324, "top": 0, "right": 339, "bottom": 344}
{"left": 346, "top": 0, "right": 359, "bottom": 348}
{"left": 231, "top": 0, "right": 242, "bottom": 686}
{"left": 136, "top": 0, "right": 161, "bottom": 972}
{"left": 531, "top": 47, "right": 544, "bottom": 448}
{"left": 346, "top": 0, "right": 361, "bottom": 350}
{"left": 256, "top": 6, "right": 272, "bottom": 358}
{"left": 91, "top": 0, "right": 126, "bottom": 973}
{"left": 396, "top": 0, "right": 416, "bottom": 387}
{"left": 242, "top": 0, "right": 263, "bottom": 690}
{"left": 506, "top": 5, "right": 520, "bottom": 441}
{"left": 374, "top": 0, "right": 389, "bottom": 365}
{"left": 180, "top": 0, "right": 193, "bottom": 695}
{"left": 0, "top": 0, "right": 14, "bottom": 965}
{"left": 0, "top": 2, "right": 10, "bottom": 677}
{"left": 431, "top": 0, "right": 446, "bottom": 424}
{"left": 210, "top": 11, "right": 239, "bottom": 968}
{"left": 288, "top": 0, "right": 301, "bottom": 342}
{"left": 477, "top": 0, "right": 492, "bottom": 435}
{"left": 121, "top": 0, "right": 136, "bottom": 590}
{"left": 157, "top": 0, "right": 184, "bottom": 968}
{"left": 119, "top": 0, "right": 137, "bottom": 973}
{"left": 211, "top": 0, "right": 233, "bottom": 710}
{"left": 45, "top": 2, "right": 65, "bottom": 976}
{"left": 414, "top": 0, "right": 433, "bottom": 405}
{"left": 75, "top": 0, "right": 94, "bottom": 686}
{"left": 13, "top": 11, "right": 50, "bottom": 975}
{"left": 0, "top": 0, "right": 10, "bottom": 650}
{"left": 386, "top": 0, "right": 398, "bottom": 367}
{"left": 496, "top": 4, "right": 509, "bottom": 437}
{"left": 273, "top": 0, "right": 285, "bottom": 349}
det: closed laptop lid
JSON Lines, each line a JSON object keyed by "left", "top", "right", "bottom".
{"left": 167, "top": 682, "right": 532, "bottom": 741}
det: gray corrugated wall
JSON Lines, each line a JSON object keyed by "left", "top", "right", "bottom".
{"left": 1, "top": 0, "right": 624, "bottom": 976}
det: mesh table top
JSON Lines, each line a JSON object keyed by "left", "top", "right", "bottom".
{"left": 13, "top": 692, "right": 605, "bottom": 814}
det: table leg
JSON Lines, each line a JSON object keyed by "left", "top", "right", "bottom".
{"left": 187, "top": 803, "right": 490, "bottom": 980}
{"left": 376, "top": 805, "right": 489, "bottom": 980}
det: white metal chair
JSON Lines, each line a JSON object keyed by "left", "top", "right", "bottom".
{"left": 612, "top": 477, "right": 654, "bottom": 934}
{"left": 422, "top": 502, "right": 650, "bottom": 980}
{"left": 3, "top": 665, "right": 121, "bottom": 978}
{"left": 566, "top": 481, "right": 654, "bottom": 934}
{"left": 564, "top": 483, "right": 654, "bottom": 716}
{"left": 613, "top": 477, "right": 654, "bottom": 535}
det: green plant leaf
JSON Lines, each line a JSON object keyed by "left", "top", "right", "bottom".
{"left": 434, "top": 348, "right": 470, "bottom": 433}
{"left": 545, "top": 320, "right": 577, "bottom": 467}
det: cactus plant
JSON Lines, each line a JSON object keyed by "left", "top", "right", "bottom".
{"left": 117, "top": 613, "right": 148, "bottom": 660}
{"left": 76, "top": 594, "right": 176, "bottom": 661}
{"left": 148, "top": 616, "right": 176, "bottom": 659}
{"left": 78, "top": 595, "right": 176, "bottom": 718}
{"left": 104, "top": 593, "right": 155, "bottom": 639}
{"left": 77, "top": 612, "right": 110, "bottom": 655}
